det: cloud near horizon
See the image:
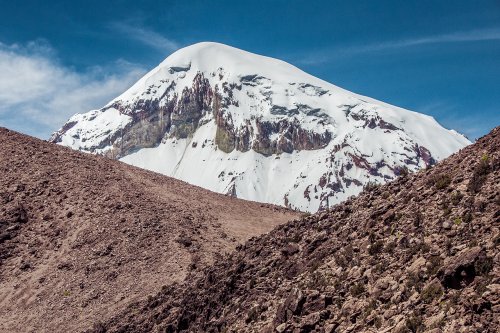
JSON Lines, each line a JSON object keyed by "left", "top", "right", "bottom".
{"left": 0, "top": 40, "right": 146, "bottom": 139}
{"left": 414, "top": 101, "right": 498, "bottom": 141}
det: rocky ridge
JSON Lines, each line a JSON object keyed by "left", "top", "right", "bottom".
{"left": 92, "top": 127, "right": 499, "bottom": 332}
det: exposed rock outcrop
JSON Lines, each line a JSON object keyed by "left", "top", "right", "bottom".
{"left": 52, "top": 72, "right": 329, "bottom": 159}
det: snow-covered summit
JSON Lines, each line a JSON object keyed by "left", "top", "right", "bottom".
{"left": 51, "top": 42, "right": 471, "bottom": 212}
{"left": 118, "top": 42, "right": 344, "bottom": 99}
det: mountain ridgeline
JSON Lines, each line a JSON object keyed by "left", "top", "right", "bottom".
{"left": 51, "top": 42, "right": 470, "bottom": 212}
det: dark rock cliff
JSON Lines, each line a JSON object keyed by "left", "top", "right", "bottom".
{"left": 52, "top": 72, "right": 332, "bottom": 159}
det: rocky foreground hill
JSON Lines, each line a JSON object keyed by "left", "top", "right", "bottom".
{"left": 0, "top": 127, "right": 298, "bottom": 333}
{"left": 92, "top": 127, "right": 499, "bottom": 332}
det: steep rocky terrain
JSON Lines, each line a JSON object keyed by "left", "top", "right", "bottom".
{"left": 94, "top": 127, "right": 499, "bottom": 332}
{"left": 51, "top": 42, "right": 470, "bottom": 212}
{"left": 0, "top": 127, "right": 299, "bottom": 333}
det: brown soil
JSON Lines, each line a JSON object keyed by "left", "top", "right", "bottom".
{"left": 94, "top": 127, "right": 499, "bottom": 332}
{"left": 0, "top": 127, "right": 299, "bottom": 333}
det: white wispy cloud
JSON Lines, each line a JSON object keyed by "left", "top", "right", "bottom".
{"left": 353, "top": 28, "right": 500, "bottom": 51}
{"left": 299, "top": 28, "right": 500, "bottom": 65}
{"left": 111, "top": 22, "right": 179, "bottom": 53}
{"left": 0, "top": 40, "right": 146, "bottom": 138}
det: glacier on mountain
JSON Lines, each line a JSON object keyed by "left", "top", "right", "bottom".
{"left": 51, "top": 42, "right": 470, "bottom": 212}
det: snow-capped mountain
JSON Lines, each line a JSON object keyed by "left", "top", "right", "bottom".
{"left": 51, "top": 42, "right": 470, "bottom": 212}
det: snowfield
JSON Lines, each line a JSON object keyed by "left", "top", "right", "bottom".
{"left": 52, "top": 42, "right": 471, "bottom": 212}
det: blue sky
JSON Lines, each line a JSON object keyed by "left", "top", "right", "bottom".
{"left": 0, "top": 0, "right": 499, "bottom": 139}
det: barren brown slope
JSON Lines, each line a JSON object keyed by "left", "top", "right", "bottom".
{"left": 0, "top": 127, "right": 299, "bottom": 333}
{"left": 95, "top": 127, "right": 499, "bottom": 333}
